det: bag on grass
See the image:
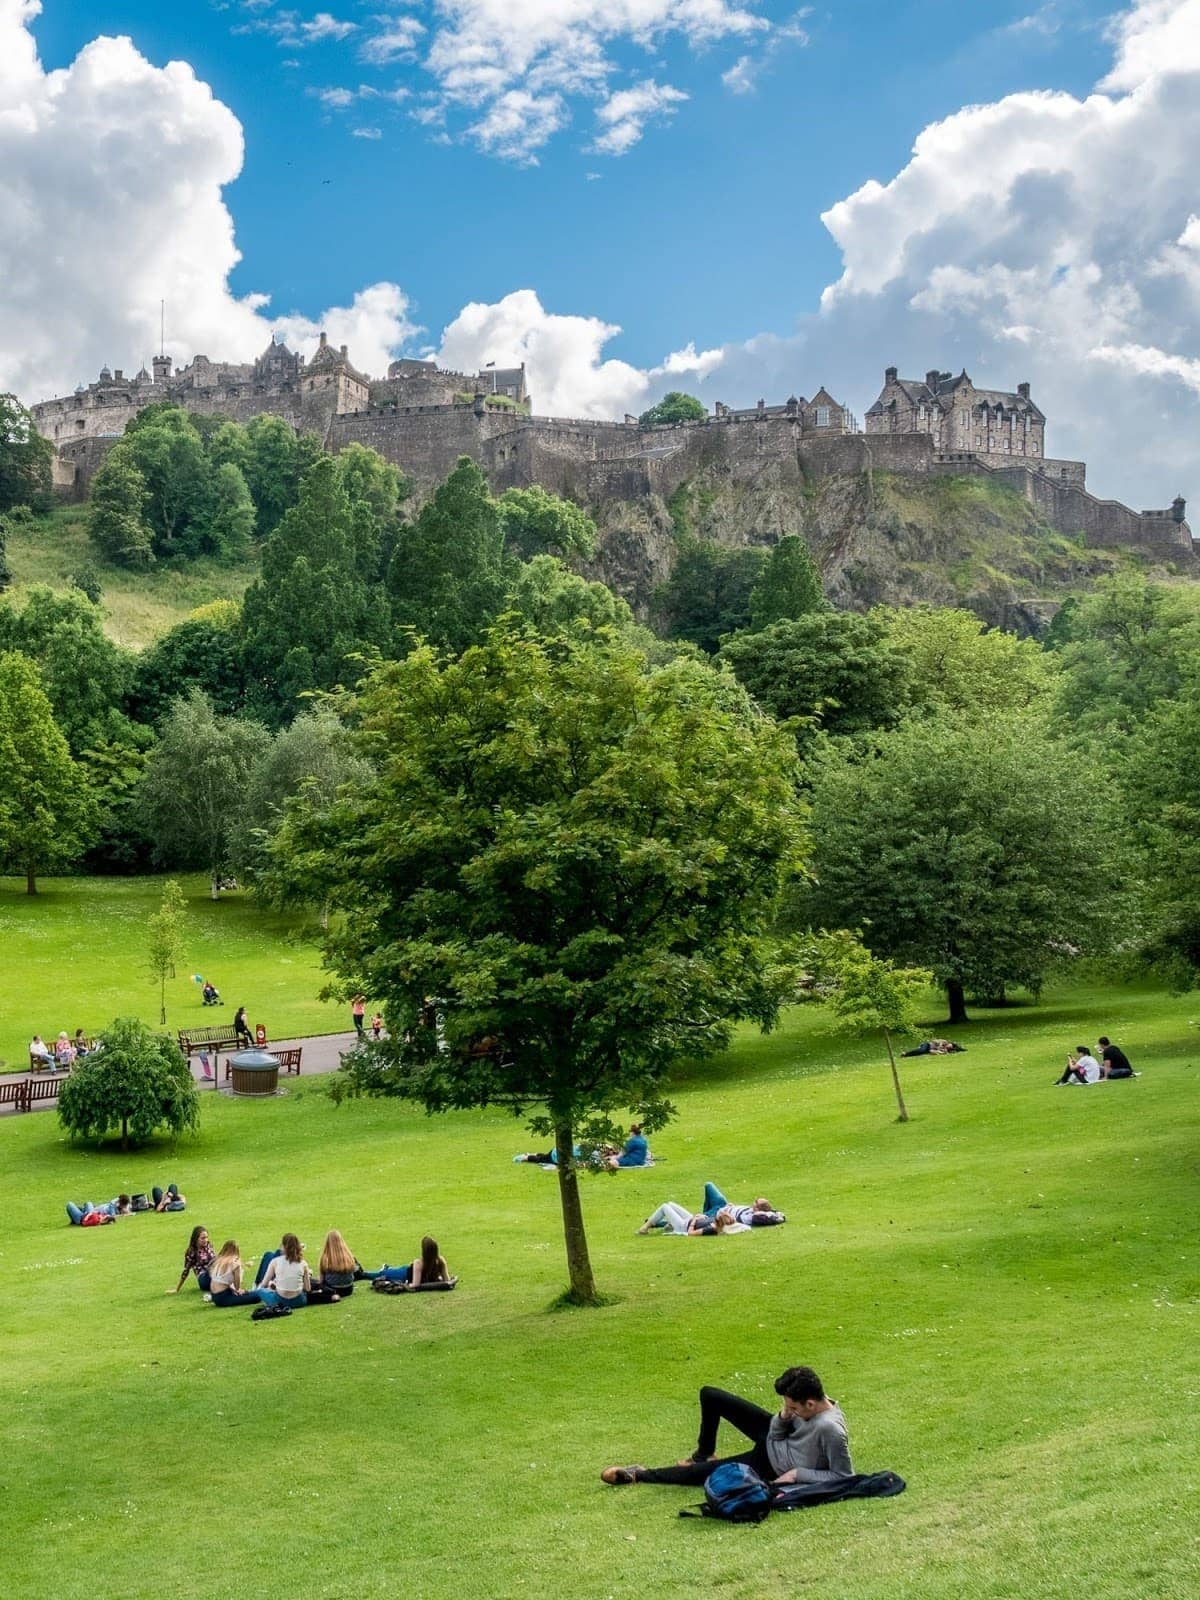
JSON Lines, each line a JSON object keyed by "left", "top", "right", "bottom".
{"left": 131, "top": 1194, "right": 150, "bottom": 1212}
{"left": 251, "top": 1303, "right": 292, "bottom": 1321}
{"left": 679, "top": 1463, "right": 773, "bottom": 1523}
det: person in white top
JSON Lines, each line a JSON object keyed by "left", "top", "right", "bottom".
{"left": 1056, "top": 1046, "right": 1101, "bottom": 1085}
{"left": 258, "top": 1233, "right": 311, "bottom": 1307}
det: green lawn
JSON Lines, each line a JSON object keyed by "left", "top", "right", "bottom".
{"left": 5, "top": 507, "right": 257, "bottom": 647}
{"left": 0, "top": 874, "right": 335, "bottom": 1070}
{"left": 0, "top": 973, "right": 1196, "bottom": 1600}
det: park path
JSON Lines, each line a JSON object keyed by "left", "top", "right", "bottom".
{"left": 0, "top": 1029, "right": 358, "bottom": 1117}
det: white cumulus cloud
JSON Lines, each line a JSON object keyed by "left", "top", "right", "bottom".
{"left": 591, "top": 80, "right": 688, "bottom": 155}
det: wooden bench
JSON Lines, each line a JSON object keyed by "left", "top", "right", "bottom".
{"left": 224, "top": 1046, "right": 302, "bottom": 1081}
{"left": 0, "top": 1078, "right": 31, "bottom": 1114}
{"left": 26, "top": 1075, "right": 63, "bottom": 1109}
{"left": 177, "top": 1027, "right": 240, "bottom": 1058}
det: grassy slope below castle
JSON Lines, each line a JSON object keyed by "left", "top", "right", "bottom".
{"left": 5, "top": 506, "right": 257, "bottom": 648}
{"left": 0, "top": 970, "right": 1195, "bottom": 1600}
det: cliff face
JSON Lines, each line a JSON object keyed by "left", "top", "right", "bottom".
{"left": 584, "top": 469, "right": 1173, "bottom": 632}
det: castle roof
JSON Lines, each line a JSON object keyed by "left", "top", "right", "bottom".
{"left": 869, "top": 370, "right": 1043, "bottom": 422}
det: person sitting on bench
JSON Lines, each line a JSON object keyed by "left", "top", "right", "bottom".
{"left": 29, "top": 1035, "right": 52, "bottom": 1068}
{"left": 636, "top": 1202, "right": 745, "bottom": 1236}
{"left": 699, "top": 1183, "right": 786, "bottom": 1226}
{"left": 601, "top": 1364, "right": 853, "bottom": 1487}
{"left": 363, "top": 1235, "right": 452, "bottom": 1286}
{"left": 233, "top": 1007, "right": 252, "bottom": 1047}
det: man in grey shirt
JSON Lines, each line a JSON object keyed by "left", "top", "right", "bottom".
{"left": 601, "top": 1365, "right": 852, "bottom": 1487}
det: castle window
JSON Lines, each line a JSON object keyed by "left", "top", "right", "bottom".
{"left": 974, "top": 435, "right": 981, "bottom": 448}
{"left": 815, "top": 406, "right": 830, "bottom": 427}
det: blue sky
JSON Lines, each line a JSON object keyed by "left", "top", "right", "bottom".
{"left": 29, "top": 0, "right": 1115, "bottom": 370}
{"left": 6, "top": 0, "right": 1200, "bottom": 505}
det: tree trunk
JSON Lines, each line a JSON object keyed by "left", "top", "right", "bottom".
{"left": 26, "top": 867, "right": 37, "bottom": 895}
{"left": 554, "top": 1121, "right": 599, "bottom": 1305}
{"left": 884, "top": 1029, "right": 910, "bottom": 1123}
{"left": 946, "top": 980, "right": 969, "bottom": 1024}
{"left": 121, "top": 1114, "right": 129, "bottom": 1153}
{"left": 159, "top": 977, "right": 167, "bottom": 1026}
{"left": 210, "top": 875, "right": 220, "bottom": 901}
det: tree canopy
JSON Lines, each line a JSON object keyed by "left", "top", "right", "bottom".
{"left": 271, "top": 629, "right": 805, "bottom": 1302}
{"left": 654, "top": 541, "right": 766, "bottom": 654}
{"left": 638, "top": 392, "right": 706, "bottom": 426}
{"left": 0, "top": 394, "right": 53, "bottom": 513}
{"left": 57, "top": 1016, "right": 200, "bottom": 1150}
{"left": 747, "top": 536, "right": 827, "bottom": 630}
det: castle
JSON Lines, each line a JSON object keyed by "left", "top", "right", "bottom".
{"left": 28, "top": 343, "right": 1192, "bottom": 563}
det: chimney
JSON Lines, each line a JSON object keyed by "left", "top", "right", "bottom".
{"left": 925, "top": 369, "right": 940, "bottom": 389}
{"left": 1017, "top": 382, "right": 1031, "bottom": 399}
{"left": 114, "top": 369, "right": 123, "bottom": 381}
{"left": 318, "top": 332, "right": 328, "bottom": 349}
{"left": 885, "top": 366, "right": 897, "bottom": 383}
{"left": 340, "top": 344, "right": 348, "bottom": 358}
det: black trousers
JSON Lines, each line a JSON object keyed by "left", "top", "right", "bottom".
{"left": 637, "top": 1387, "right": 773, "bottom": 1485}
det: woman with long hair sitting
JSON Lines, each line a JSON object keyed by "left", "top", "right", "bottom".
{"left": 365, "top": 1235, "right": 452, "bottom": 1288}
{"left": 257, "top": 1233, "right": 311, "bottom": 1309}
{"left": 307, "top": 1229, "right": 363, "bottom": 1304}
{"left": 208, "top": 1240, "right": 266, "bottom": 1307}
{"left": 169, "top": 1225, "right": 215, "bottom": 1293}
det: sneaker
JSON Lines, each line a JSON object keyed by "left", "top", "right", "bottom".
{"left": 202, "top": 1293, "right": 213, "bottom": 1302}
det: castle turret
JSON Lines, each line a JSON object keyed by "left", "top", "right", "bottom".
{"left": 152, "top": 354, "right": 171, "bottom": 384}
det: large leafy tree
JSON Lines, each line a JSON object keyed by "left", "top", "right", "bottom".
{"left": 137, "top": 690, "right": 266, "bottom": 895}
{"left": 242, "top": 455, "right": 390, "bottom": 723}
{"left": 654, "top": 541, "right": 767, "bottom": 654}
{"left": 128, "top": 601, "right": 247, "bottom": 724}
{"left": 88, "top": 447, "right": 153, "bottom": 568}
{"left": 1122, "top": 683, "right": 1200, "bottom": 979}
{"left": 719, "top": 611, "right": 905, "bottom": 751}
{"left": 58, "top": 1016, "right": 199, "bottom": 1151}
{"left": 498, "top": 486, "right": 596, "bottom": 562}
{"left": 748, "top": 536, "right": 827, "bottom": 630}
{"left": 387, "top": 456, "right": 510, "bottom": 655}
{"left": 504, "top": 555, "right": 637, "bottom": 638}
{"left": 0, "top": 652, "right": 99, "bottom": 892}
{"left": 638, "top": 391, "right": 706, "bottom": 426}
{"left": 805, "top": 712, "right": 1124, "bottom": 1023}
{"left": 243, "top": 415, "right": 323, "bottom": 538}
{"left": 271, "top": 630, "right": 805, "bottom": 1303}
{"left": 0, "top": 586, "right": 133, "bottom": 751}
{"left": 879, "top": 605, "right": 1052, "bottom": 717}
{"left": 0, "top": 394, "right": 53, "bottom": 512}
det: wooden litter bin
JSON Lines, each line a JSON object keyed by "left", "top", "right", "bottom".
{"left": 228, "top": 1048, "right": 281, "bottom": 1097}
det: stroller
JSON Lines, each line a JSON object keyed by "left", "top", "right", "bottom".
{"left": 202, "top": 982, "right": 223, "bottom": 1007}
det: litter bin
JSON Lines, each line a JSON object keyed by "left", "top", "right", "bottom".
{"left": 228, "top": 1048, "right": 281, "bottom": 1097}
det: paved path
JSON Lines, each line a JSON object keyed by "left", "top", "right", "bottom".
{"left": 0, "top": 1030, "right": 359, "bottom": 1116}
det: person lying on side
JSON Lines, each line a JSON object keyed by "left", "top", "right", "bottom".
{"left": 363, "top": 1235, "right": 452, "bottom": 1285}
{"left": 153, "top": 1183, "right": 187, "bottom": 1212}
{"left": 65, "top": 1194, "right": 132, "bottom": 1225}
{"left": 700, "top": 1183, "right": 786, "bottom": 1227}
{"left": 601, "top": 1364, "right": 852, "bottom": 1488}
{"left": 636, "top": 1202, "right": 745, "bottom": 1236}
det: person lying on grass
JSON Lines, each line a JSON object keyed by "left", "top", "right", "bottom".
{"left": 601, "top": 1365, "right": 852, "bottom": 1488}
{"left": 699, "top": 1183, "right": 786, "bottom": 1227}
{"left": 636, "top": 1202, "right": 745, "bottom": 1236}
{"left": 362, "top": 1235, "right": 452, "bottom": 1286}
{"left": 65, "top": 1194, "right": 132, "bottom": 1225}
{"left": 168, "top": 1226, "right": 214, "bottom": 1293}
{"left": 152, "top": 1183, "right": 186, "bottom": 1212}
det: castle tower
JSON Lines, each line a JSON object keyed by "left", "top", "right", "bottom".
{"left": 152, "top": 354, "right": 171, "bottom": 385}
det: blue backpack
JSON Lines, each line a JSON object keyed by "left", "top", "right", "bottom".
{"left": 680, "top": 1462, "right": 773, "bottom": 1523}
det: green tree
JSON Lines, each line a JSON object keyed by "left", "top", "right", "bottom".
{"left": 748, "top": 536, "right": 827, "bottom": 630}
{"left": 638, "top": 391, "right": 706, "bottom": 426}
{"left": 505, "top": 555, "right": 637, "bottom": 638}
{"left": 270, "top": 630, "right": 805, "bottom": 1303}
{"left": 335, "top": 442, "right": 406, "bottom": 525}
{"left": 1122, "top": 683, "right": 1200, "bottom": 979}
{"left": 654, "top": 541, "right": 767, "bottom": 654}
{"left": 147, "top": 879, "right": 187, "bottom": 1025}
{"left": 128, "top": 601, "right": 247, "bottom": 724}
{"left": 719, "top": 611, "right": 905, "bottom": 751}
{"left": 122, "top": 410, "right": 210, "bottom": 558}
{"left": 0, "top": 652, "right": 99, "bottom": 892}
{"left": 805, "top": 712, "right": 1124, "bottom": 1023}
{"left": 879, "top": 605, "right": 1052, "bottom": 717}
{"left": 498, "top": 486, "right": 596, "bottom": 562}
{"left": 804, "top": 930, "right": 930, "bottom": 1122}
{"left": 136, "top": 690, "right": 266, "bottom": 895}
{"left": 0, "top": 512, "right": 15, "bottom": 593}
{"left": 0, "top": 586, "right": 133, "bottom": 751}
{"left": 0, "top": 394, "right": 53, "bottom": 512}
{"left": 387, "top": 457, "right": 510, "bottom": 655}
{"left": 57, "top": 1016, "right": 200, "bottom": 1151}
{"left": 88, "top": 445, "right": 153, "bottom": 568}
{"left": 243, "top": 415, "right": 322, "bottom": 538}
{"left": 199, "top": 461, "right": 256, "bottom": 560}
{"left": 242, "top": 456, "right": 390, "bottom": 723}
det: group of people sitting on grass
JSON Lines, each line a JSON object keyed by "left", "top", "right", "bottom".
{"left": 66, "top": 1184, "right": 186, "bottom": 1225}
{"left": 514, "top": 1123, "right": 652, "bottom": 1169}
{"left": 600, "top": 1364, "right": 852, "bottom": 1489}
{"left": 1055, "top": 1037, "right": 1137, "bottom": 1085}
{"left": 636, "top": 1182, "right": 787, "bottom": 1236}
{"left": 169, "top": 1227, "right": 453, "bottom": 1307}
{"left": 30, "top": 1030, "right": 94, "bottom": 1071}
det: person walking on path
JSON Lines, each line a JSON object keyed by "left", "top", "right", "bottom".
{"left": 351, "top": 995, "right": 366, "bottom": 1037}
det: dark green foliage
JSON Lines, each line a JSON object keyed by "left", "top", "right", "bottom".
{"left": 0, "top": 586, "right": 134, "bottom": 752}
{"left": 498, "top": 486, "right": 596, "bottom": 562}
{"left": 654, "top": 541, "right": 767, "bottom": 653}
{"left": 0, "top": 513, "right": 13, "bottom": 593}
{"left": 719, "top": 611, "right": 904, "bottom": 749}
{"left": 70, "top": 565, "right": 103, "bottom": 604}
{"left": 243, "top": 415, "right": 323, "bottom": 539}
{"left": 0, "top": 394, "right": 53, "bottom": 513}
{"left": 747, "top": 536, "right": 827, "bottom": 629}
{"left": 805, "top": 712, "right": 1126, "bottom": 1021}
{"left": 387, "top": 457, "right": 509, "bottom": 655}
{"left": 504, "top": 555, "right": 637, "bottom": 638}
{"left": 0, "top": 651, "right": 100, "bottom": 892}
{"left": 270, "top": 629, "right": 805, "bottom": 1300}
{"left": 89, "top": 447, "right": 153, "bottom": 567}
{"left": 1122, "top": 684, "right": 1200, "bottom": 979}
{"left": 57, "top": 1015, "right": 200, "bottom": 1150}
{"left": 242, "top": 456, "right": 391, "bottom": 723}
{"left": 638, "top": 391, "right": 706, "bottom": 426}
{"left": 136, "top": 690, "right": 267, "bottom": 890}
{"left": 128, "top": 602, "right": 247, "bottom": 724}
